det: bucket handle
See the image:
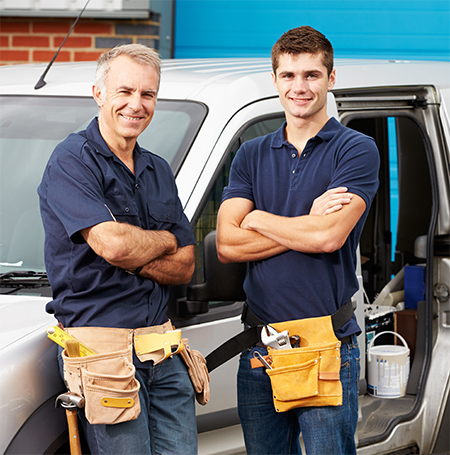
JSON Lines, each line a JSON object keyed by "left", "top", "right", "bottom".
{"left": 367, "top": 331, "right": 409, "bottom": 363}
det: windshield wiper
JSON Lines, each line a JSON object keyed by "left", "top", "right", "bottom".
{"left": 0, "top": 270, "right": 50, "bottom": 294}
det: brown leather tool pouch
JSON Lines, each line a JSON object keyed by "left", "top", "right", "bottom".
{"left": 179, "top": 338, "right": 210, "bottom": 405}
{"left": 62, "top": 327, "right": 141, "bottom": 425}
{"left": 264, "top": 315, "right": 343, "bottom": 412}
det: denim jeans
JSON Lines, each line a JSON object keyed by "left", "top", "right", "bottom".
{"left": 237, "top": 335, "right": 360, "bottom": 455}
{"left": 58, "top": 349, "right": 197, "bottom": 455}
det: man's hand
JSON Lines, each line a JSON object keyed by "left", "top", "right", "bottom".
{"left": 309, "top": 187, "right": 353, "bottom": 216}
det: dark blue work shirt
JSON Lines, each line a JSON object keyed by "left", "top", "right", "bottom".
{"left": 222, "top": 118, "right": 380, "bottom": 338}
{"left": 38, "top": 118, "right": 195, "bottom": 330}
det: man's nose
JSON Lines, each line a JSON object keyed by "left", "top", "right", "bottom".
{"left": 128, "top": 93, "right": 143, "bottom": 110}
{"left": 292, "top": 76, "right": 307, "bottom": 92}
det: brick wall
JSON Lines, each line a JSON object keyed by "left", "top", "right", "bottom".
{"left": 0, "top": 15, "right": 160, "bottom": 65}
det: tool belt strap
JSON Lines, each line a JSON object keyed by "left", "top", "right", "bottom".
{"left": 64, "top": 320, "right": 181, "bottom": 365}
{"left": 205, "top": 300, "right": 353, "bottom": 373}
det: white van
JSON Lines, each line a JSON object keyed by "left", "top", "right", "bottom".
{"left": 1, "top": 58, "right": 449, "bottom": 454}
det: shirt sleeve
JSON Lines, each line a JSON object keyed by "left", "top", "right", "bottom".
{"left": 42, "top": 140, "right": 115, "bottom": 243}
{"left": 222, "top": 143, "right": 255, "bottom": 203}
{"left": 329, "top": 133, "right": 380, "bottom": 209}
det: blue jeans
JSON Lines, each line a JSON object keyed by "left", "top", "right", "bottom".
{"left": 58, "top": 350, "right": 197, "bottom": 454}
{"left": 237, "top": 335, "right": 360, "bottom": 455}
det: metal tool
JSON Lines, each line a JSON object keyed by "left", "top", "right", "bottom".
{"left": 55, "top": 392, "right": 85, "bottom": 455}
{"left": 253, "top": 351, "right": 273, "bottom": 369}
{"left": 261, "top": 324, "right": 292, "bottom": 350}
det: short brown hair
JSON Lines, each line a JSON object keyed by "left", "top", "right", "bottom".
{"left": 271, "top": 26, "right": 334, "bottom": 76}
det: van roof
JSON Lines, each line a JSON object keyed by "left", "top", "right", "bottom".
{"left": 1, "top": 58, "right": 449, "bottom": 104}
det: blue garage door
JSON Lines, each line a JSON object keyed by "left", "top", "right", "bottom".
{"left": 174, "top": 0, "right": 450, "bottom": 61}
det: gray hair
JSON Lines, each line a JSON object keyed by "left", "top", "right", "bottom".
{"left": 95, "top": 44, "right": 161, "bottom": 97}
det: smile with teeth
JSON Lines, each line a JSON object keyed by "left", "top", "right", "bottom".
{"left": 121, "top": 114, "right": 143, "bottom": 122}
{"left": 290, "top": 96, "right": 312, "bottom": 104}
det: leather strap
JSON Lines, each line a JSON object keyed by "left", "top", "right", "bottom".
{"left": 205, "top": 300, "right": 353, "bottom": 373}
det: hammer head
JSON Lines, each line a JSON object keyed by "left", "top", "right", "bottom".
{"left": 55, "top": 392, "right": 85, "bottom": 410}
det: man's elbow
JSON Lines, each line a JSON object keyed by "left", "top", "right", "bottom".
{"left": 216, "top": 243, "right": 236, "bottom": 264}
{"left": 180, "top": 261, "right": 195, "bottom": 284}
{"left": 318, "top": 235, "right": 346, "bottom": 254}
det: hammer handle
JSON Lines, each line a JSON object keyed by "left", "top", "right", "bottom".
{"left": 66, "top": 409, "right": 82, "bottom": 455}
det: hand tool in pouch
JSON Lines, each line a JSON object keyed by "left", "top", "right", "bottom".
{"left": 55, "top": 339, "right": 85, "bottom": 455}
{"left": 47, "top": 325, "right": 97, "bottom": 356}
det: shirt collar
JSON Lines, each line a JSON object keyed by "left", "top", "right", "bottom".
{"left": 84, "top": 118, "right": 154, "bottom": 172}
{"left": 271, "top": 117, "right": 341, "bottom": 149}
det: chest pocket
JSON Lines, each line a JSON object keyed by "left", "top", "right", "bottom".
{"left": 147, "top": 201, "right": 177, "bottom": 231}
{"left": 104, "top": 194, "right": 139, "bottom": 224}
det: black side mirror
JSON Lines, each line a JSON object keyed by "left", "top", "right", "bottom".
{"left": 180, "top": 231, "right": 247, "bottom": 315}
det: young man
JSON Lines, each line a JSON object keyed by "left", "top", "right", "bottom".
{"left": 38, "top": 44, "right": 197, "bottom": 454}
{"left": 216, "top": 26, "right": 380, "bottom": 454}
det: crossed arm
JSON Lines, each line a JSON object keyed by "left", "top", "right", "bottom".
{"left": 216, "top": 187, "right": 366, "bottom": 263}
{"left": 81, "top": 222, "right": 195, "bottom": 285}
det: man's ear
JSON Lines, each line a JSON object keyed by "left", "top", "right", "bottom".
{"left": 271, "top": 72, "right": 278, "bottom": 91}
{"left": 328, "top": 69, "right": 336, "bottom": 91}
{"left": 92, "top": 84, "right": 103, "bottom": 107}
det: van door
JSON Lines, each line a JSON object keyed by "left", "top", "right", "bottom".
{"left": 334, "top": 85, "right": 450, "bottom": 454}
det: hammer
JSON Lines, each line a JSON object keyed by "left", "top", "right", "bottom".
{"left": 57, "top": 338, "right": 84, "bottom": 455}
{"left": 56, "top": 391, "right": 85, "bottom": 455}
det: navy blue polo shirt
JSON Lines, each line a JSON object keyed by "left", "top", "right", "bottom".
{"left": 38, "top": 118, "right": 195, "bottom": 330}
{"left": 222, "top": 118, "right": 379, "bottom": 338}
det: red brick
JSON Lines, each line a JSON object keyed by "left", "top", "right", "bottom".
{"left": 0, "top": 49, "right": 29, "bottom": 62}
{"left": 0, "top": 21, "right": 30, "bottom": 33}
{"left": 53, "top": 36, "right": 92, "bottom": 48}
{"left": 0, "top": 36, "right": 9, "bottom": 47}
{"left": 33, "top": 21, "right": 72, "bottom": 34}
{"left": 74, "top": 50, "right": 103, "bottom": 61}
{"left": 13, "top": 35, "right": 50, "bottom": 48}
{"left": 33, "top": 50, "right": 71, "bottom": 62}
{"left": 74, "top": 21, "right": 113, "bottom": 35}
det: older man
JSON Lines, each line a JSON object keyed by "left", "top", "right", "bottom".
{"left": 38, "top": 44, "right": 197, "bottom": 454}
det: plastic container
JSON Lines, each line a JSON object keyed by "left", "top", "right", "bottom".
{"left": 367, "top": 331, "right": 410, "bottom": 398}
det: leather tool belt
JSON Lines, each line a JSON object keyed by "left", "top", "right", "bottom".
{"left": 61, "top": 321, "right": 209, "bottom": 425}
{"left": 205, "top": 299, "right": 354, "bottom": 373}
{"left": 254, "top": 316, "right": 344, "bottom": 412}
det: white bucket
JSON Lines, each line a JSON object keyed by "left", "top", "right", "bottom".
{"left": 367, "top": 331, "right": 410, "bottom": 398}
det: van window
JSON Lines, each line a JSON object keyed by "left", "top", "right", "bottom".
{"left": 0, "top": 96, "right": 206, "bottom": 273}
{"left": 191, "top": 115, "right": 285, "bottom": 300}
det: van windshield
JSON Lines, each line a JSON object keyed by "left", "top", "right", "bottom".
{"left": 0, "top": 96, "right": 206, "bottom": 272}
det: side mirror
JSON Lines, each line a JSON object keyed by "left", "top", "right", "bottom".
{"left": 180, "top": 231, "right": 247, "bottom": 316}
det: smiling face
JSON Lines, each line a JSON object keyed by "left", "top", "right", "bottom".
{"left": 93, "top": 55, "right": 159, "bottom": 152}
{"left": 272, "top": 52, "right": 335, "bottom": 125}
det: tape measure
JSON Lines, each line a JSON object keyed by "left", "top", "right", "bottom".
{"left": 47, "top": 325, "right": 97, "bottom": 356}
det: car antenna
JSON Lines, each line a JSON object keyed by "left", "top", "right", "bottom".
{"left": 34, "top": 0, "right": 91, "bottom": 90}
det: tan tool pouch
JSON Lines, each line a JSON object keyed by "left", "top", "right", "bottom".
{"left": 179, "top": 338, "right": 210, "bottom": 405}
{"left": 264, "top": 315, "right": 343, "bottom": 412}
{"left": 63, "top": 327, "right": 140, "bottom": 425}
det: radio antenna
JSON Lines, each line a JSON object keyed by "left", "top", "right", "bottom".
{"left": 34, "top": 0, "right": 91, "bottom": 90}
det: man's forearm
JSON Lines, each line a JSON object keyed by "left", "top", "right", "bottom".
{"left": 241, "top": 195, "right": 366, "bottom": 254}
{"left": 81, "top": 221, "right": 178, "bottom": 270}
{"left": 216, "top": 225, "right": 288, "bottom": 263}
{"left": 140, "top": 245, "right": 195, "bottom": 285}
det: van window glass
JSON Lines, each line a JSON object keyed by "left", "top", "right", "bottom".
{"left": 191, "top": 115, "right": 285, "bottom": 301}
{"left": 0, "top": 96, "right": 205, "bottom": 273}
